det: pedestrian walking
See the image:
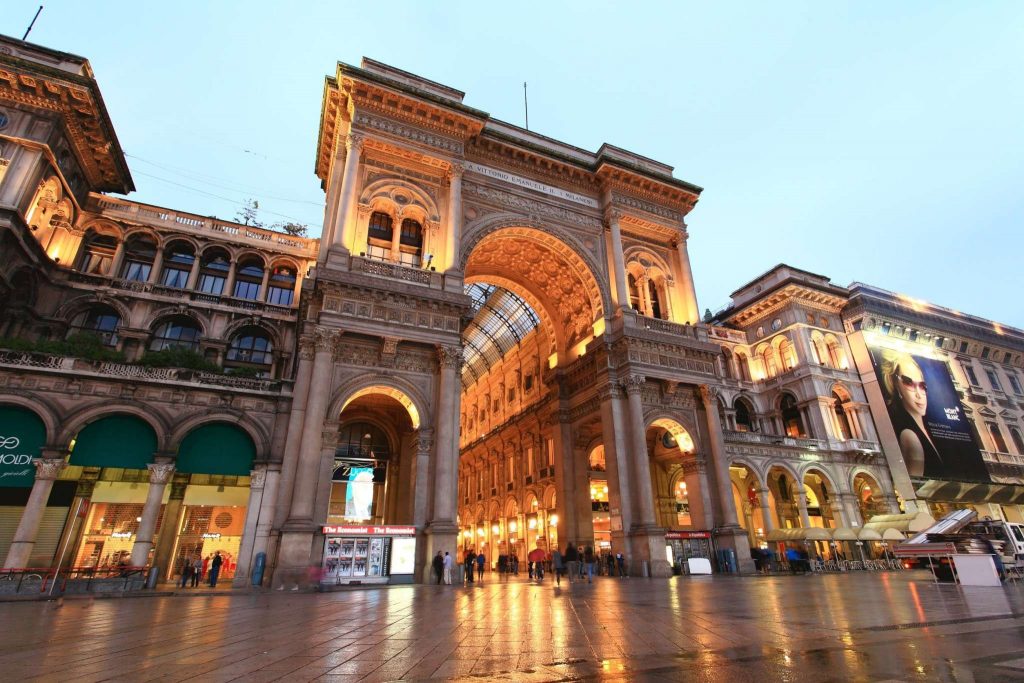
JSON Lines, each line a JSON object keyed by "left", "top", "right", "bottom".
{"left": 605, "top": 553, "right": 614, "bottom": 577}
{"left": 191, "top": 553, "right": 202, "bottom": 587}
{"left": 565, "top": 543, "right": 579, "bottom": 583}
{"left": 584, "top": 545, "right": 595, "bottom": 583}
{"left": 511, "top": 554, "right": 519, "bottom": 576}
{"left": 179, "top": 556, "right": 193, "bottom": 589}
{"left": 551, "top": 548, "right": 564, "bottom": 586}
{"left": 443, "top": 551, "right": 453, "bottom": 584}
{"left": 432, "top": 551, "right": 444, "bottom": 585}
{"left": 615, "top": 552, "right": 625, "bottom": 578}
{"left": 208, "top": 551, "right": 223, "bottom": 587}
{"left": 476, "top": 552, "right": 486, "bottom": 582}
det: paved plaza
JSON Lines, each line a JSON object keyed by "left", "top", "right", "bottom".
{"left": 3, "top": 572, "right": 1024, "bottom": 682}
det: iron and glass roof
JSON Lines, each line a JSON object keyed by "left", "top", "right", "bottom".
{"left": 462, "top": 283, "right": 540, "bottom": 388}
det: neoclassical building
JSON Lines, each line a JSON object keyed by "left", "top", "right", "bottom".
{"left": 2, "top": 35, "right": 1021, "bottom": 585}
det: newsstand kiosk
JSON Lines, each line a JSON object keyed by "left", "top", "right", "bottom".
{"left": 320, "top": 525, "right": 417, "bottom": 586}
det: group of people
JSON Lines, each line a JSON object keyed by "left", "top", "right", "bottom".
{"left": 432, "top": 544, "right": 630, "bottom": 586}
{"left": 179, "top": 551, "right": 225, "bottom": 588}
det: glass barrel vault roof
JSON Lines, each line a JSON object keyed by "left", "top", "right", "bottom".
{"left": 462, "top": 283, "right": 540, "bottom": 388}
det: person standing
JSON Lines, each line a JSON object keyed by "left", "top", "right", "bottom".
{"left": 605, "top": 553, "right": 614, "bottom": 577}
{"left": 208, "top": 551, "right": 223, "bottom": 588}
{"left": 565, "top": 543, "right": 579, "bottom": 583}
{"left": 476, "top": 552, "right": 486, "bottom": 582}
{"left": 432, "top": 551, "right": 444, "bottom": 585}
{"left": 551, "top": 548, "right": 564, "bottom": 586}
{"left": 615, "top": 552, "right": 625, "bottom": 578}
{"left": 464, "top": 550, "right": 476, "bottom": 584}
{"left": 191, "top": 553, "right": 202, "bottom": 587}
{"left": 511, "top": 553, "right": 519, "bottom": 576}
{"left": 584, "top": 545, "right": 596, "bottom": 583}
{"left": 443, "top": 551, "right": 453, "bottom": 585}
{"left": 179, "top": 556, "right": 192, "bottom": 589}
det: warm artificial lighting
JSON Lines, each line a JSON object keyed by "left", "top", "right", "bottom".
{"left": 477, "top": 528, "right": 485, "bottom": 537}
{"left": 549, "top": 514, "right": 559, "bottom": 526}
{"left": 528, "top": 518, "right": 537, "bottom": 530}
{"left": 509, "top": 521, "right": 517, "bottom": 532}
{"left": 590, "top": 487, "right": 597, "bottom": 497}
{"left": 603, "top": 485, "right": 608, "bottom": 494}
{"left": 532, "top": 499, "right": 538, "bottom": 508}
{"left": 492, "top": 524, "right": 500, "bottom": 534}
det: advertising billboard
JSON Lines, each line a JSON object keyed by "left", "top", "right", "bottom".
{"left": 868, "top": 347, "right": 989, "bottom": 483}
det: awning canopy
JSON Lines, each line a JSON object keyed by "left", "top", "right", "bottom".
{"left": 863, "top": 512, "right": 935, "bottom": 534}
{"left": 177, "top": 423, "right": 255, "bottom": 476}
{"left": 70, "top": 415, "right": 157, "bottom": 470}
{"left": 0, "top": 406, "right": 46, "bottom": 488}
{"left": 915, "top": 479, "right": 1024, "bottom": 505}
{"left": 832, "top": 527, "right": 860, "bottom": 541}
{"left": 766, "top": 527, "right": 832, "bottom": 542}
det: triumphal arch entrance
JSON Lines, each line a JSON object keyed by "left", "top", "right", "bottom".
{"left": 271, "top": 58, "right": 748, "bottom": 584}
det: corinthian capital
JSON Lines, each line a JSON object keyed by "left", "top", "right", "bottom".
{"left": 603, "top": 208, "right": 624, "bottom": 226}
{"left": 446, "top": 161, "right": 465, "bottom": 181}
{"left": 698, "top": 383, "right": 720, "bottom": 405}
{"left": 249, "top": 467, "right": 267, "bottom": 489}
{"left": 147, "top": 462, "right": 176, "bottom": 485}
{"left": 346, "top": 132, "right": 364, "bottom": 152}
{"left": 34, "top": 458, "right": 66, "bottom": 481}
{"left": 313, "top": 327, "right": 340, "bottom": 353}
{"left": 437, "top": 345, "right": 464, "bottom": 370}
{"left": 622, "top": 375, "right": 646, "bottom": 395}
{"left": 417, "top": 428, "right": 435, "bottom": 454}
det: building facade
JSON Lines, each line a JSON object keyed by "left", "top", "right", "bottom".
{"left": 2, "top": 35, "right": 1021, "bottom": 585}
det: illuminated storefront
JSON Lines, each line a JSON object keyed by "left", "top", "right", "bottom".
{"left": 320, "top": 524, "right": 417, "bottom": 585}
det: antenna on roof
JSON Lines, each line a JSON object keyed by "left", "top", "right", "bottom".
{"left": 22, "top": 5, "right": 44, "bottom": 41}
{"left": 524, "top": 81, "right": 532, "bottom": 132}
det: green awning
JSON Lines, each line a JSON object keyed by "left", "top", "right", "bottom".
{"left": 70, "top": 415, "right": 157, "bottom": 469}
{"left": 177, "top": 423, "right": 255, "bottom": 476}
{"left": 0, "top": 406, "right": 46, "bottom": 487}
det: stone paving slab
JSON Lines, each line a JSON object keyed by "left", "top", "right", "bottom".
{"left": 2, "top": 572, "right": 1024, "bottom": 681}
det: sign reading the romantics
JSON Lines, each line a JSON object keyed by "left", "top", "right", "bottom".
{"left": 464, "top": 162, "right": 599, "bottom": 208}
{"left": 322, "top": 525, "right": 416, "bottom": 536}
{"left": 0, "top": 407, "right": 46, "bottom": 488}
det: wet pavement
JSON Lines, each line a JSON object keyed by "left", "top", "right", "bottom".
{"left": 2, "top": 571, "right": 1024, "bottom": 682}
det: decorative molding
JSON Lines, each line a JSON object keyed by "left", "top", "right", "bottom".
{"left": 355, "top": 112, "right": 462, "bottom": 155}
{"left": 249, "top": 468, "right": 267, "bottom": 489}
{"left": 34, "top": 458, "right": 66, "bottom": 480}
{"left": 438, "top": 345, "right": 464, "bottom": 370}
{"left": 622, "top": 375, "right": 646, "bottom": 395}
{"left": 147, "top": 462, "right": 176, "bottom": 485}
{"left": 463, "top": 182, "right": 602, "bottom": 229}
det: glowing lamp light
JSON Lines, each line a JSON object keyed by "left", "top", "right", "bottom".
{"left": 549, "top": 514, "right": 559, "bottom": 526}
{"left": 528, "top": 518, "right": 537, "bottom": 530}
{"left": 492, "top": 524, "right": 500, "bottom": 534}
{"left": 477, "top": 528, "right": 485, "bottom": 537}
{"left": 590, "top": 487, "right": 597, "bottom": 497}
{"left": 509, "top": 521, "right": 517, "bottom": 532}
{"left": 603, "top": 486, "right": 608, "bottom": 494}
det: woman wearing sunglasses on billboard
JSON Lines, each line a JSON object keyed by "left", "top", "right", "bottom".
{"left": 881, "top": 352, "right": 942, "bottom": 478}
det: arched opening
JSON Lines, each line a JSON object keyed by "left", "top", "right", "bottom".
{"left": 778, "top": 337, "right": 797, "bottom": 371}
{"left": 824, "top": 334, "right": 847, "bottom": 370}
{"left": 1010, "top": 427, "right": 1024, "bottom": 455}
{"left": 729, "top": 463, "right": 765, "bottom": 550}
{"left": 366, "top": 211, "right": 394, "bottom": 261}
{"left": 832, "top": 391, "right": 853, "bottom": 440}
{"left": 853, "top": 472, "right": 886, "bottom": 524}
{"left": 734, "top": 397, "right": 755, "bottom": 432}
{"left": 766, "top": 466, "right": 797, "bottom": 530}
{"left": 735, "top": 351, "right": 752, "bottom": 382}
{"left": 71, "top": 304, "right": 121, "bottom": 347}
{"left": 627, "top": 272, "right": 642, "bottom": 312}
{"left": 398, "top": 218, "right": 424, "bottom": 267}
{"left": 780, "top": 394, "right": 806, "bottom": 438}
{"left": 120, "top": 235, "right": 158, "bottom": 282}
{"left": 266, "top": 264, "right": 297, "bottom": 306}
{"left": 77, "top": 230, "right": 118, "bottom": 276}
{"left": 160, "top": 241, "right": 196, "bottom": 289}
{"left": 0, "top": 406, "right": 59, "bottom": 567}
{"left": 197, "top": 248, "right": 231, "bottom": 295}
{"left": 232, "top": 256, "right": 264, "bottom": 301}
{"left": 225, "top": 327, "right": 274, "bottom": 377}
{"left": 150, "top": 316, "right": 202, "bottom": 352}
{"left": 757, "top": 344, "right": 778, "bottom": 379}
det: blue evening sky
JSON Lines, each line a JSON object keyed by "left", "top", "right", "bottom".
{"left": 6, "top": 2, "right": 1022, "bottom": 325}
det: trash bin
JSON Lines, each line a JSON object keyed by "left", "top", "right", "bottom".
{"left": 642, "top": 560, "right": 650, "bottom": 577}
{"left": 251, "top": 552, "right": 266, "bottom": 586}
{"left": 146, "top": 566, "right": 159, "bottom": 589}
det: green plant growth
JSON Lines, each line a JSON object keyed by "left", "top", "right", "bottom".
{"left": 139, "top": 348, "right": 220, "bottom": 372}
{"left": 0, "top": 333, "right": 124, "bottom": 361}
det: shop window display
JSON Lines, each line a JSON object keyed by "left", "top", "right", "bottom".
{"left": 172, "top": 504, "right": 246, "bottom": 580}
{"left": 74, "top": 502, "right": 165, "bottom": 568}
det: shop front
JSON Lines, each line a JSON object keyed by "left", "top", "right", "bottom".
{"left": 320, "top": 524, "right": 417, "bottom": 586}
{"left": 665, "top": 530, "right": 714, "bottom": 574}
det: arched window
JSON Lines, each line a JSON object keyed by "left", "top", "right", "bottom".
{"left": 780, "top": 394, "right": 806, "bottom": 438}
{"left": 759, "top": 345, "right": 778, "bottom": 379}
{"left": 150, "top": 317, "right": 202, "bottom": 351}
{"left": 721, "top": 348, "right": 733, "bottom": 379}
{"left": 225, "top": 327, "right": 273, "bottom": 373}
{"left": 988, "top": 423, "right": 1009, "bottom": 453}
{"left": 266, "top": 265, "right": 297, "bottom": 306}
{"left": 398, "top": 218, "right": 423, "bottom": 267}
{"left": 1010, "top": 427, "right": 1024, "bottom": 455}
{"left": 233, "top": 257, "right": 264, "bottom": 300}
{"left": 809, "top": 332, "right": 824, "bottom": 365}
{"left": 736, "top": 352, "right": 752, "bottom": 382}
{"left": 73, "top": 305, "right": 120, "bottom": 346}
{"left": 77, "top": 231, "right": 118, "bottom": 275}
{"left": 197, "top": 249, "right": 230, "bottom": 295}
{"left": 779, "top": 338, "right": 798, "bottom": 371}
{"left": 627, "top": 273, "right": 642, "bottom": 312}
{"left": 366, "top": 211, "right": 393, "bottom": 261}
{"left": 337, "top": 422, "right": 390, "bottom": 460}
{"left": 649, "top": 278, "right": 666, "bottom": 319}
{"left": 160, "top": 242, "right": 195, "bottom": 288}
{"left": 734, "top": 398, "right": 754, "bottom": 432}
{"left": 832, "top": 391, "right": 852, "bottom": 440}
{"left": 120, "top": 235, "right": 157, "bottom": 282}
{"left": 825, "top": 335, "right": 847, "bottom": 369}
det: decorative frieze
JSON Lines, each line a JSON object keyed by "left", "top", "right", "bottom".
{"left": 355, "top": 112, "right": 463, "bottom": 155}
{"left": 463, "top": 182, "right": 602, "bottom": 229}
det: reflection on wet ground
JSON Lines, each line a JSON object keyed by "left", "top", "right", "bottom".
{"left": 2, "top": 571, "right": 1024, "bottom": 681}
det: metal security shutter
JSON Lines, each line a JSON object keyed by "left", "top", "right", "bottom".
{"left": 0, "top": 506, "right": 69, "bottom": 568}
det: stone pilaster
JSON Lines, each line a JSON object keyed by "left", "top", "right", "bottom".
{"left": 3, "top": 456, "right": 65, "bottom": 569}
{"left": 129, "top": 461, "right": 175, "bottom": 567}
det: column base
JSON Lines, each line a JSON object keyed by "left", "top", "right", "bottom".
{"left": 273, "top": 528, "right": 317, "bottom": 589}
{"left": 714, "top": 525, "right": 755, "bottom": 574}
{"left": 423, "top": 523, "right": 458, "bottom": 584}
{"left": 627, "top": 525, "right": 672, "bottom": 577}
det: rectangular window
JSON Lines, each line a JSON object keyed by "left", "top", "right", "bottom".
{"left": 233, "top": 280, "right": 260, "bottom": 300}
{"left": 123, "top": 261, "right": 151, "bottom": 282}
{"left": 161, "top": 268, "right": 189, "bottom": 288}
{"left": 881, "top": 322, "right": 891, "bottom": 335}
{"left": 398, "top": 251, "right": 421, "bottom": 268}
{"left": 1009, "top": 374, "right": 1023, "bottom": 396}
{"left": 960, "top": 341, "right": 969, "bottom": 353}
{"left": 981, "top": 347, "right": 990, "bottom": 359}
{"left": 964, "top": 363, "right": 980, "bottom": 387}
{"left": 985, "top": 368, "right": 1002, "bottom": 391}
{"left": 198, "top": 274, "right": 224, "bottom": 295}
{"left": 267, "top": 286, "right": 294, "bottom": 306}
{"left": 365, "top": 244, "right": 390, "bottom": 261}
{"left": 83, "top": 252, "right": 112, "bottom": 275}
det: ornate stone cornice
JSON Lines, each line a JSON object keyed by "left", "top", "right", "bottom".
{"left": 698, "top": 383, "right": 719, "bottom": 405}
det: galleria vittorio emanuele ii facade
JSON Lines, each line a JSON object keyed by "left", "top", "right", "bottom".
{"left": 2, "top": 34, "right": 1023, "bottom": 586}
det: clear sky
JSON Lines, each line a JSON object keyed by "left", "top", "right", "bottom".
{"left": 6, "top": 2, "right": 1022, "bottom": 325}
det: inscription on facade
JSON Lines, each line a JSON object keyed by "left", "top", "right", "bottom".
{"left": 464, "top": 162, "right": 598, "bottom": 208}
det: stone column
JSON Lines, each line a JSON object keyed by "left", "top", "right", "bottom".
{"left": 152, "top": 475, "right": 187, "bottom": 581}
{"left": 233, "top": 466, "right": 267, "bottom": 586}
{"left": 129, "top": 461, "right": 175, "bottom": 567}
{"left": 599, "top": 382, "right": 632, "bottom": 553}
{"left": 623, "top": 376, "right": 656, "bottom": 527}
{"left": 551, "top": 409, "right": 577, "bottom": 546}
{"left": 830, "top": 499, "right": 850, "bottom": 528}
{"left": 250, "top": 466, "right": 280, "bottom": 580}
{"left": 259, "top": 267, "right": 271, "bottom": 301}
{"left": 3, "top": 456, "right": 65, "bottom": 569}
{"left": 443, "top": 162, "right": 464, "bottom": 272}
{"left": 757, "top": 488, "right": 775, "bottom": 533}
{"left": 424, "top": 345, "right": 462, "bottom": 579}
{"left": 672, "top": 229, "right": 700, "bottom": 325}
{"left": 683, "top": 460, "right": 714, "bottom": 529}
{"left": 147, "top": 249, "right": 165, "bottom": 285}
{"left": 224, "top": 259, "right": 237, "bottom": 298}
{"left": 795, "top": 488, "right": 812, "bottom": 528}
{"left": 413, "top": 430, "right": 434, "bottom": 528}
{"left": 699, "top": 385, "right": 753, "bottom": 572}
{"left": 185, "top": 255, "right": 202, "bottom": 290}
{"left": 109, "top": 240, "right": 127, "bottom": 278}
{"left": 605, "top": 211, "right": 630, "bottom": 311}
{"left": 273, "top": 338, "right": 315, "bottom": 530}
{"left": 331, "top": 133, "right": 365, "bottom": 253}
